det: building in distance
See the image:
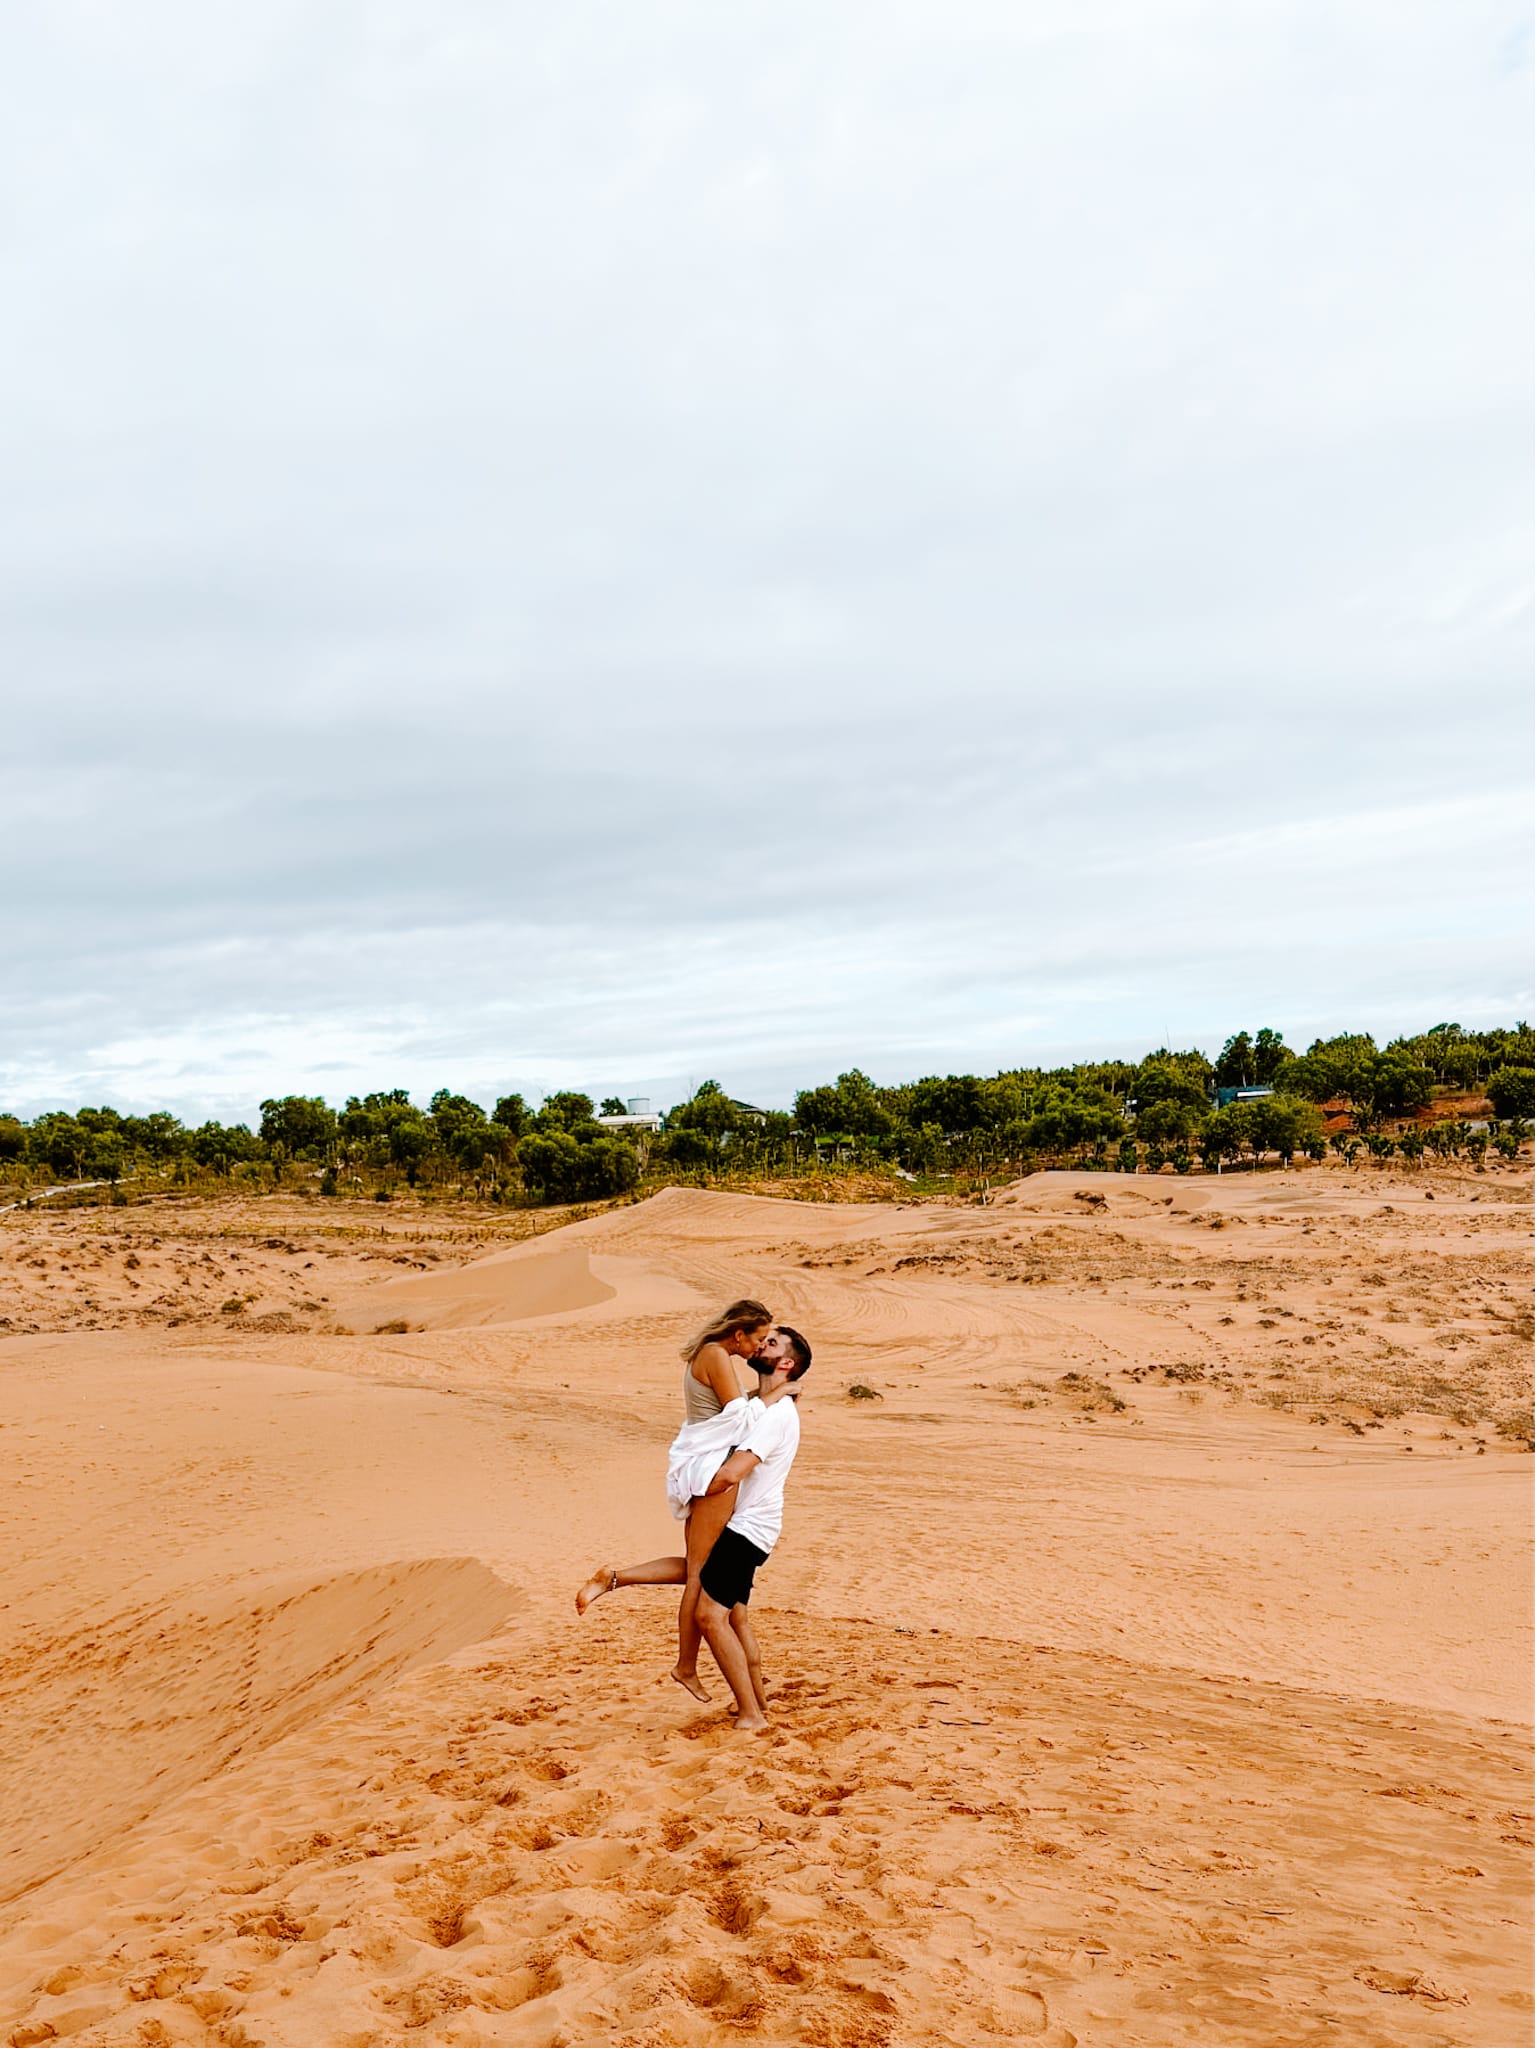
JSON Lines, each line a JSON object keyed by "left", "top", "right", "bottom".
{"left": 596, "top": 1096, "right": 663, "bottom": 1133}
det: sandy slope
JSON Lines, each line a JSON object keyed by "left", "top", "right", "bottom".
{"left": 0, "top": 1168, "right": 1530, "bottom": 2046}
{"left": 1, "top": 1604, "right": 1528, "bottom": 2048}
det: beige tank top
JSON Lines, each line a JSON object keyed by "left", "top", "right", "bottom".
{"left": 683, "top": 1357, "right": 727, "bottom": 1422}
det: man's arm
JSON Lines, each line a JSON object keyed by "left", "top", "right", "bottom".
{"left": 702, "top": 1447, "right": 760, "bottom": 1496}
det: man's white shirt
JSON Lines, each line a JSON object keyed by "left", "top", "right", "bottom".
{"left": 727, "top": 1395, "right": 801, "bottom": 1553}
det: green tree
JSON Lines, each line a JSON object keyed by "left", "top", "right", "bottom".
{"left": 1134, "top": 1051, "right": 1212, "bottom": 1114}
{"left": 1199, "top": 1104, "right": 1250, "bottom": 1170}
{"left": 1487, "top": 1067, "right": 1535, "bottom": 1119}
{"left": 27, "top": 1113, "right": 90, "bottom": 1177}
{"left": 1213, "top": 1032, "right": 1254, "bottom": 1088}
{"left": 86, "top": 1131, "right": 126, "bottom": 1183}
{"left": 519, "top": 1128, "right": 638, "bottom": 1202}
{"left": 491, "top": 1093, "right": 530, "bottom": 1137}
{"left": 1365, "top": 1058, "right": 1434, "bottom": 1119}
{"left": 829, "top": 1070, "right": 894, "bottom": 1138}
{"left": 1484, "top": 1024, "right": 1535, "bottom": 1071}
{"left": 1251, "top": 1028, "right": 1294, "bottom": 1084}
{"left": 901, "top": 1121, "right": 947, "bottom": 1174}
{"left": 1252, "top": 1098, "right": 1322, "bottom": 1164}
{"left": 906, "top": 1074, "right": 987, "bottom": 1133}
{"left": 581, "top": 1134, "right": 640, "bottom": 1196}
{"left": 119, "top": 1111, "right": 186, "bottom": 1161}
{"left": 258, "top": 1095, "right": 337, "bottom": 1158}
{"left": 340, "top": 1089, "right": 408, "bottom": 1144}
{"left": 667, "top": 1081, "right": 737, "bottom": 1148}
{"left": 517, "top": 1130, "right": 580, "bottom": 1199}
{"left": 1276, "top": 1034, "right": 1376, "bottom": 1105}
{"left": 791, "top": 1085, "right": 841, "bottom": 1138}
{"left": 1073, "top": 1060, "right": 1138, "bottom": 1101}
{"left": 538, "top": 1092, "right": 598, "bottom": 1132}
{"left": 190, "top": 1121, "right": 261, "bottom": 1172}
{"left": 1019, "top": 1093, "right": 1125, "bottom": 1160}
{"left": 789, "top": 1071, "right": 894, "bottom": 1142}
{"left": 600, "top": 1098, "right": 627, "bottom": 1117}
{"left": 430, "top": 1089, "right": 492, "bottom": 1169}
{"left": 1135, "top": 1099, "right": 1200, "bottom": 1147}
{"left": 657, "top": 1126, "right": 713, "bottom": 1170}
{"left": 1440, "top": 1043, "right": 1483, "bottom": 1089}
{"left": 389, "top": 1115, "right": 434, "bottom": 1183}
{"left": 339, "top": 1090, "right": 434, "bottom": 1180}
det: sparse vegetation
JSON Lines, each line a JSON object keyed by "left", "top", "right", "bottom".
{"left": 1055, "top": 1372, "right": 1128, "bottom": 1414}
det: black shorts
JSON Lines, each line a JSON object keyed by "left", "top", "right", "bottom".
{"left": 699, "top": 1527, "right": 769, "bottom": 1610}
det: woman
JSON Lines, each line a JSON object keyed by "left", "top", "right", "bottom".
{"left": 576, "top": 1297, "right": 785, "bottom": 1698}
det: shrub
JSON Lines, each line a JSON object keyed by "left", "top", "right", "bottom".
{"left": 1487, "top": 1067, "right": 1535, "bottom": 1119}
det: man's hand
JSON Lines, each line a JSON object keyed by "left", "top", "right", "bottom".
{"left": 704, "top": 1448, "right": 761, "bottom": 1495}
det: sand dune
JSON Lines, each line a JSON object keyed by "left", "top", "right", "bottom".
{"left": 0, "top": 1166, "right": 1529, "bottom": 2044}
{"left": 339, "top": 1238, "right": 710, "bottom": 1333}
{"left": 2, "top": 1601, "right": 1528, "bottom": 2047}
{"left": 0, "top": 1558, "right": 514, "bottom": 1908}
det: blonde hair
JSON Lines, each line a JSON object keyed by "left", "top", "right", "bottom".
{"left": 680, "top": 1297, "right": 771, "bottom": 1365}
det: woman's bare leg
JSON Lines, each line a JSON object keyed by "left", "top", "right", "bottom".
{"left": 575, "top": 1554, "right": 685, "bottom": 1615}
{"left": 673, "top": 1486, "right": 738, "bottom": 1697}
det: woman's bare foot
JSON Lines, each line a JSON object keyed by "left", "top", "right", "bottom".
{"left": 671, "top": 1665, "right": 710, "bottom": 1701}
{"left": 732, "top": 1711, "right": 771, "bottom": 1734}
{"left": 575, "top": 1567, "right": 616, "bottom": 1616}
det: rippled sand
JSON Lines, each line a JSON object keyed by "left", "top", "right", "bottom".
{"left": 1, "top": 1168, "right": 1530, "bottom": 2045}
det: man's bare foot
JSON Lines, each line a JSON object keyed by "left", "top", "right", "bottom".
{"left": 732, "top": 1711, "right": 770, "bottom": 1734}
{"left": 671, "top": 1665, "right": 710, "bottom": 1701}
{"left": 575, "top": 1567, "right": 615, "bottom": 1616}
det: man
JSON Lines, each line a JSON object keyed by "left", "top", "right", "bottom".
{"left": 691, "top": 1324, "right": 811, "bottom": 1731}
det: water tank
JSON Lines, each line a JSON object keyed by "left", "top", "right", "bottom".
{"left": 627, "top": 1097, "right": 650, "bottom": 1116}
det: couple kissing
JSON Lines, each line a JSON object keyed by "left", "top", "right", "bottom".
{"left": 576, "top": 1300, "right": 811, "bottom": 1734}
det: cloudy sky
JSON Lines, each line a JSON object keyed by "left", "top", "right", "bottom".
{"left": 3, "top": 0, "right": 1531, "bottom": 1121}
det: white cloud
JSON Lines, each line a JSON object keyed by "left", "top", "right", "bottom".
{"left": 1, "top": 0, "right": 1530, "bottom": 1118}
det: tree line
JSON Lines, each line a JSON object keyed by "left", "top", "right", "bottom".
{"left": 2, "top": 1021, "right": 1530, "bottom": 1203}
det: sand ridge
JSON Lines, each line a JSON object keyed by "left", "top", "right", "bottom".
{"left": 336, "top": 1242, "right": 710, "bottom": 1334}
{"left": 0, "top": 1559, "right": 516, "bottom": 1908}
